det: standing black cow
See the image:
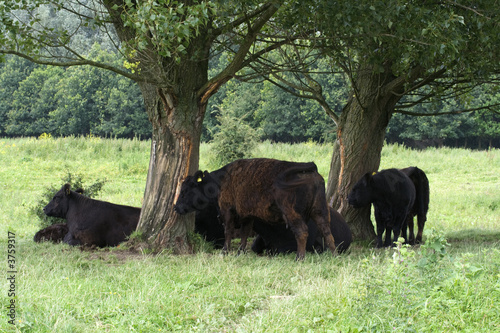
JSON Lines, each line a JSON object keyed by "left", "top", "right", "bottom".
{"left": 400, "top": 167, "right": 430, "bottom": 244}
{"left": 193, "top": 195, "right": 225, "bottom": 248}
{"left": 348, "top": 168, "right": 416, "bottom": 248}
{"left": 43, "top": 184, "right": 141, "bottom": 247}
{"left": 174, "top": 158, "right": 336, "bottom": 260}
{"left": 251, "top": 207, "right": 352, "bottom": 255}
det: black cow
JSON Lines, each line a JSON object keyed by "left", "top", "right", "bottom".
{"left": 193, "top": 198, "right": 350, "bottom": 254}
{"left": 33, "top": 223, "right": 69, "bottom": 243}
{"left": 193, "top": 196, "right": 225, "bottom": 248}
{"left": 175, "top": 158, "right": 336, "bottom": 260}
{"left": 193, "top": 196, "right": 252, "bottom": 249}
{"left": 43, "top": 184, "right": 141, "bottom": 247}
{"left": 400, "top": 167, "right": 430, "bottom": 244}
{"left": 251, "top": 208, "right": 352, "bottom": 255}
{"left": 348, "top": 168, "right": 416, "bottom": 248}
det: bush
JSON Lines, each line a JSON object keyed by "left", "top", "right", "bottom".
{"left": 209, "top": 108, "right": 259, "bottom": 169}
{"left": 30, "top": 172, "right": 106, "bottom": 229}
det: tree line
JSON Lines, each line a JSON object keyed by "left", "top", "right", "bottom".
{"left": 1, "top": 50, "right": 498, "bottom": 149}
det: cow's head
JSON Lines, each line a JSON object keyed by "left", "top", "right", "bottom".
{"left": 43, "top": 183, "right": 73, "bottom": 218}
{"left": 174, "top": 170, "right": 221, "bottom": 215}
{"left": 347, "top": 173, "right": 374, "bottom": 208}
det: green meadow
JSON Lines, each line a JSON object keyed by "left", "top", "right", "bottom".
{"left": 0, "top": 137, "right": 499, "bottom": 332}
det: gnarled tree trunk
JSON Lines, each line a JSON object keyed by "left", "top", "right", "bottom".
{"left": 326, "top": 63, "right": 408, "bottom": 242}
{"left": 136, "top": 82, "right": 206, "bottom": 252}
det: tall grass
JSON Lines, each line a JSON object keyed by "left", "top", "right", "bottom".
{"left": 0, "top": 137, "right": 499, "bottom": 332}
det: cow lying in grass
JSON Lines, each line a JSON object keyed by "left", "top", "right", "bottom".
{"left": 43, "top": 184, "right": 140, "bottom": 247}
{"left": 175, "top": 158, "right": 336, "bottom": 260}
{"left": 348, "top": 168, "right": 415, "bottom": 248}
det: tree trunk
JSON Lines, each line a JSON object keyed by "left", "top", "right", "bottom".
{"left": 136, "top": 81, "right": 206, "bottom": 253}
{"left": 326, "top": 63, "right": 405, "bottom": 242}
{"left": 101, "top": 2, "right": 279, "bottom": 253}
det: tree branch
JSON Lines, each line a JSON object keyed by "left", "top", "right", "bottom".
{"left": 198, "top": 3, "right": 280, "bottom": 104}
{"left": 0, "top": 50, "right": 143, "bottom": 82}
{"left": 394, "top": 103, "right": 500, "bottom": 116}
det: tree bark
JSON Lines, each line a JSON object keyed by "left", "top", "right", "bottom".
{"left": 326, "top": 63, "right": 405, "bottom": 242}
{"left": 135, "top": 82, "right": 206, "bottom": 252}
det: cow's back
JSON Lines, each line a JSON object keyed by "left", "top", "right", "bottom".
{"left": 372, "top": 169, "right": 416, "bottom": 206}
{"left": 219, "top": 158, "right": 321, "bottom": 220}
{"left": 66, "top": 195, "right": 140, "bottom": 247}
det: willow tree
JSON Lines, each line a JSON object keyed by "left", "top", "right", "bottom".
{"left": 0, "top": 0, "right": 284, "bottom": 251}
{"left": 248, "top": 1, "right": 500, "bottom": 240}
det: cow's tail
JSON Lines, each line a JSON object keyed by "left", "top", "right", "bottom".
{"left": 275, "top": 162, "right": 320, "bottom": 189}
{"left": 411, "top": 167, "right": 430, "bottom": 221}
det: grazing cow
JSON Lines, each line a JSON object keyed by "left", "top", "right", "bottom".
{"left": 251, "top": 208, "right": 352, "bottom": 255}
{"left": 175, "top": 158, "right": 336, "bottom": 260}
{"left": 33, "top": 223, "right": 69, "bottom": 243}
{"left": 400, "top": 167, "right": 430, "bottom": 244}
{"left": 43, "top": 184, "right": 141, "bottom": 247}
{"left": 348, "top": 169, "right": 416, "bottom": 248}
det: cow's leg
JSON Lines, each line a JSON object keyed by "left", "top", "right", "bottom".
{"left": 400, "top": 214, "right": 409, "bottom": 245}
{"left": 407, "top": 215, "right": 415, "bottom": 245}
{"left": 416, "top": 215, "right": 426, "bottom": 244}
{"left": 279, "top": 206, "right": 308, "bottom": 260}
{"left": 375, "top": 223, "right": 385, "bottom": 248}
{"left": 389, "top": 210, "right": 408, "bottom": 247}
{"left": 384, "top": 225, "right": 393, "bottom": 247}
{"left": 392, "top": 225, "right": 402, "bottom": 246}
{"left": 290, "top": 221, "right": 308, "bottom": 261}
{"left": 374, "top": 208, "right": 387, "bottom": 248}
{"left": 220, "top": 209, "right": 235, "bottom": 254}
{"left": 237, "top": 219, "right": 253, "bottom": 255}
{"left": 311, "top": 211, "right": 336, "bottom": 256}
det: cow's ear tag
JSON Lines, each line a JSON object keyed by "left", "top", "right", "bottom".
{"left": 372, "top": 172, "right": 377, "bottom": 176}
{"left": 197, "top": 177, "right": 202, "bottom": 183}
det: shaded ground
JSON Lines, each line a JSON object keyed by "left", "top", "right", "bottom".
{"left": 65, "top": 228, "right": 500, "bottom": 264}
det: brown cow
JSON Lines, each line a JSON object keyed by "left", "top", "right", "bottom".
{"left": 174, "top": 158, "right": 336, "bottom": 260}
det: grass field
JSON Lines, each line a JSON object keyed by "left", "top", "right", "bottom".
{"left": 1, "top": 137, "right": 499, "bottom": 332}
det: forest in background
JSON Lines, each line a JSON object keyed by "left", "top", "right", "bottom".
{"left": 1, "top": 48, "right": 499, "bottom": 148}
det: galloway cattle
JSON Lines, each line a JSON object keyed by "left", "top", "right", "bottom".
{"left": 33, "top": 223, "right": 69, "bottom": 243}
{"left": 193, "top": 198, "right": 350, "bottom": 254}
{"left": 193, "top": 196, "right": 251, "bottom": 249}
{"left": 193, "top": 196, "right": 225, "bottom": 249}
{"left": 175, "top": 158, "right": 336, "bottom": 260}
{"left": 43, "top": 184, "right": 141, "bottom": 247}
{"left": 400, "top": 167, "right": 430, "bottom": 244}
{"left": 251, "top": 208, "right": 352, "bottom": 255}
{"left": 348, "top": 169, "right": 415, "bottom": 248}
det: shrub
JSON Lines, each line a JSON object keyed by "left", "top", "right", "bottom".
{"left": 30, "top": 172, "right": 106, "bottom": 229}
{"left": 209, "top": 108, "right": 259, "bottom": 168}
